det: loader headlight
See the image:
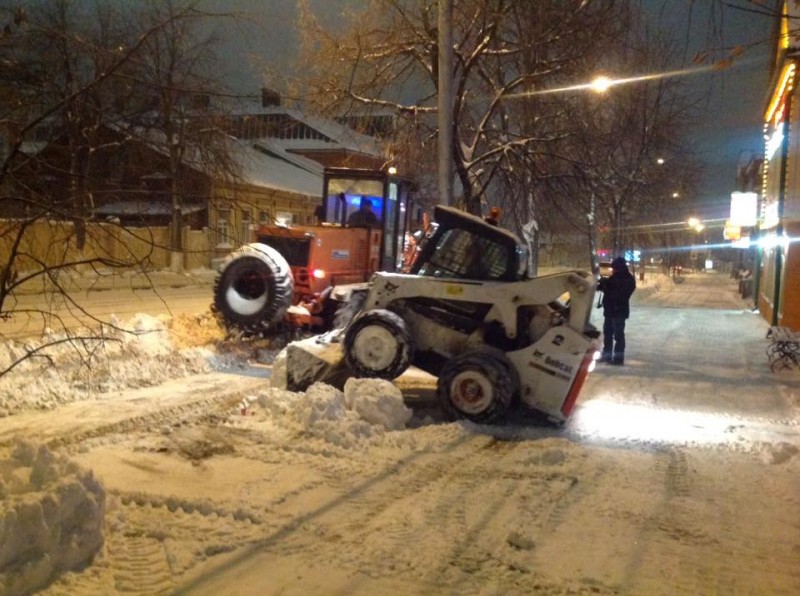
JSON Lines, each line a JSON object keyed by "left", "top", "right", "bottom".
{"left": 313, "top": 269, "right": 327, "bottom": 279}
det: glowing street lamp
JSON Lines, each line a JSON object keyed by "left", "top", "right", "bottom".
{"left": 590, "top": 75, "right": 613, "bottom": 94}
{"left": 687, "top": 217, "right": 704, "bottom": 232}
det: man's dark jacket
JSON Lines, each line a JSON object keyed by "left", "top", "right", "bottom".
{"left": 599, "top": 267, "right": 636, "bottom": 319}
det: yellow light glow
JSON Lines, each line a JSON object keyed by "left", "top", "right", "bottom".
{"left": 590, "top": 76, "right": 613, "bottom": 93}
{"left": 780, "top": 0, "right": 790, "bottom": 50}
{"left": 505, "top": 63, "right": 730, "bottom": 100}
{"left": 765, "top": 63, "right": 796, "bottom": 125}
{"left": 687, "top": 217, "right": 700, "bottom": 228}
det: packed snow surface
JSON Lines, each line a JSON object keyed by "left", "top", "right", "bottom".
{"left": 0, "top": 270, "right": 797, "bottom": 595}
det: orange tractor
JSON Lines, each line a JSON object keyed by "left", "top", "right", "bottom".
{"left": 213, "top": 167, "right": 420, "bottom": 334}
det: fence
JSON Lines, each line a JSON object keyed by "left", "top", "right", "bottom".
{"left": 0, "top": 219, "right": 216, "bottom": 276}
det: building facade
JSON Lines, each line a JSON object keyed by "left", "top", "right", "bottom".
{"left": 760, "top": 1, "right": 800, "bottom": 329}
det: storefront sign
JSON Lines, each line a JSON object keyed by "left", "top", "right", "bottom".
{"left": 724, "top": 221, "right": 742, "bottom": 241}
{"left": 729, "top": 192, "right": 758, "bottom": 227}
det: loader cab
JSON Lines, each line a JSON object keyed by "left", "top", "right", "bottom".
{"left": 410, "top": 205, "right": 528, "bottom": 282}
{"left": 321, "top": 167, "right": 419, "bottom": 272}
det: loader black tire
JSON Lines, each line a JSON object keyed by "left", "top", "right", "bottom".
{"left": 343, "top": 309, "right": 414, "bottom": 379}
{"left": 213, "top": 243, "right": 293, "bottom": 336}
{"left": 438, "top": 351, "right": 513, "bottom": 423}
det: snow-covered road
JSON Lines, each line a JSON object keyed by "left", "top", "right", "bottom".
{"left": 2, "top": 271, "right": 799, "bottom": 595}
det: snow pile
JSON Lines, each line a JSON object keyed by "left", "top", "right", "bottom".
{"left": 112, "top": 313, "right": 174, "bottom": 355}
{"left": 269, "top": 348, "right": 288, "bottom": 389}
{"left": 249, "top": 378, "right": 413, "bottom": 448}
{"left": 343, "top": 377, "right": 413, "bottom": 430}
{"left": 0, "top": 314, "right": 219, "bottom": 417}
{"left": 0, "top": 441, "right": 105, "bottom": 595}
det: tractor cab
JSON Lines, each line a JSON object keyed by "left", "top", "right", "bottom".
{"left": 321, "top": 167, "right": 419, "bottom": 272}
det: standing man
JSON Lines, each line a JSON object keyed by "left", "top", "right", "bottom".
{"left": 598, "top": 256, "right": 636, "bottom": 365}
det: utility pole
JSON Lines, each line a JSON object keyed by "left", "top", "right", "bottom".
{"left": 438, "top": 0, "right": 453, "bottom": 206}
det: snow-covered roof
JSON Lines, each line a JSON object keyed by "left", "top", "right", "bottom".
{"left": 250, "top": 137, "right": 324, "bottom": 175}
{"left": 95, "top": 201, "right": 205, "bottom": 216}
{"left": 229, "top": 138, "right": 323, "bottom": 197}
{"left": 226, "top": 103, "right": 385, "bottom": 157}
{"left": 105, "top": 120, "right": 323, "bottom": 199}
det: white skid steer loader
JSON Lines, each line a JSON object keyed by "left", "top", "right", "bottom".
{"left": 284, "top": 206, "right": 600, "bottom": 425}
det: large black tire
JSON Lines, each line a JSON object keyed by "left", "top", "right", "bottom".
{"left": 212, "top": 243, "right": 293, "bottom": 335}
{"left": 438, "top": 351, "right": 514, "bottom": 423}
{"left": 343, "top": 309, "right": 414, "bottom": 379}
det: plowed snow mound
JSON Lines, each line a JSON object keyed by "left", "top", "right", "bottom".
{"left": 0, "top": 440, "right": 105, "bottom": 595}
{"left": 0, "top": 313, "right": 231, "bottom": 417}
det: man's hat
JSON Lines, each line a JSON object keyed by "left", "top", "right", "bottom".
{"left": 611, "top": 257, "right": 627, "bottom": 271}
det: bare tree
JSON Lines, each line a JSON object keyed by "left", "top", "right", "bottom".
{"left": 130, "top": 0, "right": 239, "bottom": 271}
{"left": 293, "top": 0, "right": 703, "bottom": 273}
{"left": 296, "top": 1, "right": 633, "bottom": 211}
{"left": 0, "top": 0, "right": 237, "bottom": 377}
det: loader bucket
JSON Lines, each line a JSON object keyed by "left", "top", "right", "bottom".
{"left": 284, "top": 331, "right": 354, "bottom": 392}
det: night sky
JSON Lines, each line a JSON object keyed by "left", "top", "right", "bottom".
{"left": 641, "top": 1, "right": 774, "bottom": 221}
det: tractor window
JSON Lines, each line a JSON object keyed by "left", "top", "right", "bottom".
{"left": 417, "top": 228, "right": 509, "bottom": 280}
{"left": 325, "top": 177, "right": 384, "bottom": 224}
{"left": 259, "top": 235, "right": 311, "bottom": 266}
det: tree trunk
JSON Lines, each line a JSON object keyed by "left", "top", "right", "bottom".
{"left": 613, "top": 198, "right": 623, "bottom": 257}
{"left": 454, "top": 157, "right": 481, "bottom": 216}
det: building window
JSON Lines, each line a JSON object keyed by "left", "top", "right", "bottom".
{"left": 216, "top": 209, "right": 231, "bottom": 247}
{"left": 276, "top": 211, "right": 293, "bottom": 226}
{"left": 240, "top": 209, "right": 252, "bottom": 243}
{"left": 259, "top": 210, "right": 270, "bottom": 225}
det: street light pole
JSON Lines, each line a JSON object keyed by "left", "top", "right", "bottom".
{"left": 438, "top": 0, "right": 453, "bottom": 207}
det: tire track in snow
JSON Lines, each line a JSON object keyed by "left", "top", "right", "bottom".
{"left": 0, "top": 372, "right": 265, "bottom": 450}
{"left": 108, "top": 536, "right": 174, "bottom": 595}
{"left": 276, "top": 437, "right": 615, "bottom": 594}
{"left": 176, "top": 433, "right": 599, "bottom": 593}
{"left": 622, "top": 447, "right": 800, "bottom": 594}
{"left": 276, "top": 433, "right": 499, "bottom": 577}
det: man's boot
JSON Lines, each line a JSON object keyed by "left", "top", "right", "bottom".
{"left": 611, "top": 354, "right": 624, "bottom": 365}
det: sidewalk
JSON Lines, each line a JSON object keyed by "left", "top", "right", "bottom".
{"left": 583, "top": 270, "right": 799, "bottom": 424}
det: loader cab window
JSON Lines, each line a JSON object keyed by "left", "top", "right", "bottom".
{"left": 516, "top": 245, "right": 529, "bottom": 278}
{"left": 417, "top": 228, "right": 509, "bottom": 281}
